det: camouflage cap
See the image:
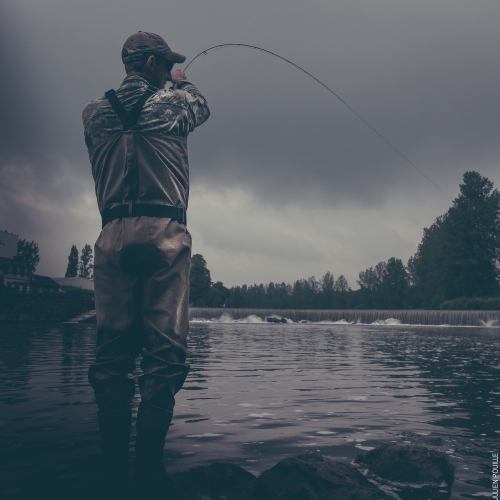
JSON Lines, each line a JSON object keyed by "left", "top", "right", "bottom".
{"left": 121, "top": 32, "right": 186, "bottom": 65}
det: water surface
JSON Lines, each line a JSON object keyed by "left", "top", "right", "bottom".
{"left": 0, "top": 322, "right": 498, "bottom": 498}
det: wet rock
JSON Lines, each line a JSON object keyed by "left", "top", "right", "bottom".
{"left": 354, "top": 443, "right": 455, "bottom": 486}
{"left": 172, "top": 461, "right": 257, "bottom": 500}
{"left": 267, "top": 317, "right": 287, "bottom": 323}
{"left": 252, "top": 452, "right": 389, "bottom": 500}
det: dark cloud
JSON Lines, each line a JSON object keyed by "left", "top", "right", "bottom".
{"left": 0, "top": 7, "right": 48, "bottom": 162}
{"left": 1, "top": 0, "right": 500, "bottom": 281}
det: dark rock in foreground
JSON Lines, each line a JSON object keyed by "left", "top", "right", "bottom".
{"left": 172, "top": 461, "right": 256, "bottom": 500}
{"left": 252, "top": 452, "right": 389, "bottom": 500}
{"left": 354, "top": 443, "right": 455, "bottom": 487}
{"left": 167, "top": 446, "right": 455, "bottom": 499}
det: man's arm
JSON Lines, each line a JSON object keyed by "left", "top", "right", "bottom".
{"left": 170, "top": 69, "right": 210, "bottom": 131}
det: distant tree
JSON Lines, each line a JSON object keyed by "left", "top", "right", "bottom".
{"left": 410, "top": 171, "right": 500, "bottom": 306}
{"left": 383, "top": 258, "right": 408, "bottom": 308}
{"left": 274, "top": 282, "right": 292, "bottom": 308}
{"left": 190, "top": 254, "right": 212, "bottom": 306}
{"left": 266, "top": 282, "right": 277, "bottom": 307}
{"left": 265, "top": 282, "right": 291, "bottom": 308}
{"left": 334, "top": 274, "right": 351, "bottom": 308}
{"left": 319, "top": 272, "right": 335, "bottom": 308}
{"left": 333, "top": 275, "right": 351, "bottom": 293}
{"left": 79, "top": 244, "right": 94, "bottom": 279}
{"left": 65, "top": 245, "right": 79, "bottom": 277}
{"left": 357, "top": 261, "right": 387, "bottom": 308}
{"left": 226, "top": 285, "right": 246, "bottom": 308}
{"left": 245, "top": 283, "right": 266, "bottom": 308}
{"left": 357, "top": 261, "right": 386, "bottom": 292}
{"left": 14, "top": 239, "right": 40, "bottom": 274}
{"left": 209, "top": 281, "right": 229, "bottom": 307}
{"left": 291, "top": 276, "right": 319, "bottom": 309}
{"left": 357, "top": 259, "right": 408, "bottom": 309}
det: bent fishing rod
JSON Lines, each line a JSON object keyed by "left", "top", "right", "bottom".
{"left": 184, "top": 43, "right": 452, "bottom": 201}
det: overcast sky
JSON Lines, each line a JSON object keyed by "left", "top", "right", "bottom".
{"left": 1, "top": 0, "right": 499, "bottom": 288}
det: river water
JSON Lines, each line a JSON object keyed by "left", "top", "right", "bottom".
{"left": 0, "top": 320, "right": 498, "bottom": 498}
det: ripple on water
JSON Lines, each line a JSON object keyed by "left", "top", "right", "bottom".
{"left": 0, "top": 322, "right": 498, "bottom": 498}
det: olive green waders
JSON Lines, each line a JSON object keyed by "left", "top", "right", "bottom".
{"left": 88, "top": 216, "right": 191, "bottom": 486}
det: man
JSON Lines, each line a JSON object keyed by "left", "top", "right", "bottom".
{"left": 82, "top": 32, "right": 210, "bottom": 494}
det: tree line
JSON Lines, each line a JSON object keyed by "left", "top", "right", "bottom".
{"left": 0, "top": 237, "right": 95, "bottom": 281}
{"left": 13, "top": 171, "right": 499, "bottom": 309}
{"left": 190, "top": 172, "right": 500, "bottom": 310}
{"left": 65, "top": 244, "right": 94, "bottom": 279}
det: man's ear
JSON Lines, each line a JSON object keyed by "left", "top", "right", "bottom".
{"left": 145, "top": 54, "right": 156, "bottom": 71}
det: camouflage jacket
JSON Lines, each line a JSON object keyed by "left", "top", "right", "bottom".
{"left": 82, "top": 76, "right": 210, "bottom": 215}
{"left": 82, "top": 75, "right": 210, "bottom": 148}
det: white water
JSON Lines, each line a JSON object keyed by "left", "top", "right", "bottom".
{"left": 190, "top": 307, "right": 500, "bottom": 327}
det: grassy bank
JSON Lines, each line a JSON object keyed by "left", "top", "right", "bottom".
{"left": 439, "top": 296, "right": 500, "bottom": 310}
{"left": 0, "top": 287, "right": 95, "bottom": 322}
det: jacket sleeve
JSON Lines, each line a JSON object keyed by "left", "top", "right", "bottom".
{"left": 82, "top": 99, "right": 101, "bottom": 149}
{"left": 174, "top": 81, "right": 211, "bottom": 131}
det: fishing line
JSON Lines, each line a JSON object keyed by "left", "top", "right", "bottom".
{"left": 184, "top": 43, "right": 452, "bottom": 201}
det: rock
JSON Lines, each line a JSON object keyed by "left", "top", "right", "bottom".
{"left": 172, "top": 461, "right": 257, "bottom": 500}
{"left": 267, "top": 317, "right": 287, "bottom": 323}
{"left": 354, "top": 443, "right": 454, "bottom": 486}
{"left": 252, "top": 452, "right": 389, "bottom": 500}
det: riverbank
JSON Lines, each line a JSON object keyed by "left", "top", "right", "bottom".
{"left": 3, "top": 296, "right": 500, "bottom": 326}
{"left": 0, "top": 287, "right": 94, "bottom": 323}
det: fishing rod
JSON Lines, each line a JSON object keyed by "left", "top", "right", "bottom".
{"left": 184, "top": 43, "right": 452, "bottom": 201}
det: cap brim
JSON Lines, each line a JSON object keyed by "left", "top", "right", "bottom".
{"left": 165, "top": 51, "right": 186, "bottom": 64}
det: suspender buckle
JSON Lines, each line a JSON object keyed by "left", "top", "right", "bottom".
{"left": 177, "top": 207, "right": 187, "bottom": 226}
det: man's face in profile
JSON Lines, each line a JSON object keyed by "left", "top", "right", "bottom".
{"left": 155, "top": 56, "right": 173, "bottom": 89}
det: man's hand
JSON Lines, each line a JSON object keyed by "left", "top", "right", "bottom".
{"left": 170, "top": 69, "right": 186, "bottom": 84}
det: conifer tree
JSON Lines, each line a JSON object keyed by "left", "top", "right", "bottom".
{"left": 409, "top": 171, "right": 500, "bottom": 306}
{"left": 65, "top": 245, "right": 79, "bottom": 277}
{"left": 190, "top": 254, "right": 212, "bottom": 306}
{"left": 79, "top": 244, "right": 94, "bottom": 279}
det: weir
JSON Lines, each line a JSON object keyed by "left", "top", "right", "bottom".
{"left": 189, "top": 308, "right": 500, "bottom": 326}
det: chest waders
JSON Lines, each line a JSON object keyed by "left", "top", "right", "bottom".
{"left": 102, "top": 86, "right": 187, "bottom": 229}
{"left": 88, "top": 85, "right": 193, "bottom": 495}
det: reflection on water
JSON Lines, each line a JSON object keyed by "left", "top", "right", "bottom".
{"left": 0, "top": 323, "right": 498, "bottom": 498}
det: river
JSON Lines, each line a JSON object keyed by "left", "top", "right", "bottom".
{"left": 0, "top": 320, "right": 498, "bottom": 498}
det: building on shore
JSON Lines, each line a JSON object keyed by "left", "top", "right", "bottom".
{"left": 0, "top": 230, "right": 62, "bottom": 294}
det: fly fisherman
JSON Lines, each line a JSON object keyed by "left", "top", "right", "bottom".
{"left": 82, "top": 32, "right": 210, "bottom": 496}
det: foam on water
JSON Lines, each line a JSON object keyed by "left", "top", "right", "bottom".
{"left": 184, "top": 433, "right": 224, "bottom": 438}
{"left": 480, "top": 319, "right": 498, "bottom": 327}
{"left": 190, "top": 308, "right": 500, "bottom": 327}
{"left": 192, "top": 313, "right": 265, "bottom": 324}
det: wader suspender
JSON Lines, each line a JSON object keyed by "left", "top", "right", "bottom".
{"left": 101, "top": 85, "right": 187, "bottom": 229}
{"left": 104, "top": 85, "right": 157, "bottom": 130}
